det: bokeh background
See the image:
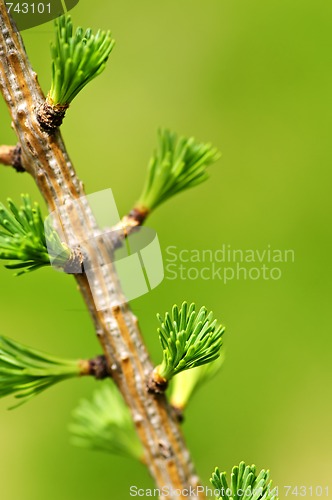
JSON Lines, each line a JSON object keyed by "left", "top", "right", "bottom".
{"left": 0, "top": 0, "right": 331, "bottom": 498}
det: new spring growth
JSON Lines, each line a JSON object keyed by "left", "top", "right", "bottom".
{"left": 210, "top": 462, "right": 278, "bottom": 500}
{"left": 137, "top": 129, "right": 220, "bottom": 214}
{"left": 0, "top": 335, "right": 90, "bottom": 409}
{"left": 70, "top": 382, "right": 144, "bottom": 461}
{"left": 148, "top": 302, "right": 224, "bottom": 394}
{"left": 170, "top": 356, "right": 224, "bottom": 418}
{"left": 37, "top": 15, "right": 115, "bottom": 132}
{"left": 0, "top": 195, "right": 70, "bottom": 275}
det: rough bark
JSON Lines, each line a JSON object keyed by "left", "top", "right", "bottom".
{"left": 0, "top": 4, "right": 205, "bottom": 499}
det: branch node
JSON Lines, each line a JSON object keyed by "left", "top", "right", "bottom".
{"left": 12, "top": 144, "right": 24, "bottom": 172}
{"left": 0, "top": 144, "right": 24, "bottom": 172}
{"left": 36, "top": 99, "right": 69, "bottom": 134}
{"left": 88, "top": 355, "right": 110, "bottom": 379}
{"left": 79, "top": 355, "right": 110, "bottom": 379}
{"left": 128, "top": 206, "right": 149, "bottom": 226}
{"left": 147, "top": 367, "right": 168, "bottom": 395}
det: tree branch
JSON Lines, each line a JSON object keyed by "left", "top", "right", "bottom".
{"left": 109, "top": 206, "right": 149, "bottom": 249}
{"left": 0, "top": 143, "right": 24, "bottom": 171}
{"left": 113, "top": 206, "right": 149, "bottom": 234}
{"left": 0, "top": 4, "right": 205, "bottom": 498}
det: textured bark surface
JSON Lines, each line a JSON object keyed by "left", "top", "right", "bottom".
{"left": 0, "top": 4, "right": 205, "bottom": 499}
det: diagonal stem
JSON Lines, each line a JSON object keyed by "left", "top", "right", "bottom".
{"left": 0, "top": 4, "right": 206, "bottom": 499}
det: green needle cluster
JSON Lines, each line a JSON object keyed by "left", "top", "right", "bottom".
{"left": 70, "top": 383, "right": 143, "bottom": 461}
{"left": 137, "top": 129, "right": 220, "bottom": 212}
{"left": 0, "top": 335, "right": 81, "bottom": 408}
{"left": 156, "top": 302, "right": 225, "bottom": 383}
{"left": 49, "top": 15, "right": 115, "bottom": 106}
{"left": 210, "top": 462, "right": 278, "bottom": 500}
{"left": 0, "top": 194, "right": 70, "bottom": 275}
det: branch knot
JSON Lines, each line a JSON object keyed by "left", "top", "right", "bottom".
{"left": 88, "top": 355, "right": 110, "bottom": 380}
{"left": 36, "top": 99, "right": 69, "bottom": 134}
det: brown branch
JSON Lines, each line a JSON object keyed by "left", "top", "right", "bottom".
{"left": 0, "top": 5, "right": 205, "bottom": 499}
{"left": 0, "top": 143, "right": 24, "bottom": 171}
{"left": 110, "top": 206, "right": 150, "bottom": 248}
{"left": 121, "top": 206, "right": 150, "bottom": 230}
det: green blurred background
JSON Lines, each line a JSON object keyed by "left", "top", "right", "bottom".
{"left": 0, "top": 0, "right": 331, "bottom": 498}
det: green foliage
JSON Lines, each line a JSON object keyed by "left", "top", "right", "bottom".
{"left": 156, "top": 302, "right": 224, "bottom": 381}
{"left": 70, "top": 382, "right": 143, "bottom": 460}
{"left": 0, "top": 194, "right": 70, "bottom": 275}
{"left": 0, "top": 335, "right": 81, "bottom": 408}
{"left": 137, "top": 129, "right": 220, "bottom": 212}
{"left": 210, "top": 462, "right": 278, "bottom": 500}
{"left": 170, "top": 355, "right": 224, "bottom": 411}
{"left": 49, "top": 15, "right": 115, "bottom": 106}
